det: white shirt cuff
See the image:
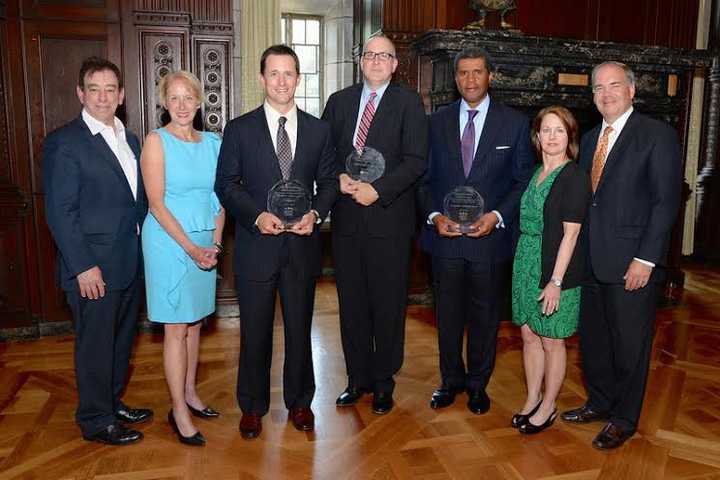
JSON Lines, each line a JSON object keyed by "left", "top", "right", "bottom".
{"left": 634, "top": 257, "right": 655, "bottom": 268}
{"left": 493, "top": 210, "right": 504, "bottom": 229}
{"left": 427, "top": 211, "right": 441, "bottom": 225}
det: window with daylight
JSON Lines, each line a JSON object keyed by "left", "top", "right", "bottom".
{"left": 281, "top": 14, "right": 323, "bottom": 117}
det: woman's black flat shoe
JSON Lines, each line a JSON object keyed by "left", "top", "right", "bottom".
{"left": 168, "top": 410, "right": 206, "bottom": 446}
{"left": 511, "top": 399, "right": 542, "bottom": 428}
{"left": 186, "top": 403, "right": 220, "bottom": 418}
{"left": 519, "top": 409, "right": 558, "bottom": 434}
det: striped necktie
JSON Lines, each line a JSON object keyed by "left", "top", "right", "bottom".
{"left": 355, "top": 91, "right": 377, "bottom": 150}
{"left": 591, "top": 125, "right": 614, "bottom": 192}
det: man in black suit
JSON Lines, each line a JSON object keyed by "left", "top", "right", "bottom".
{"left": 321, "top": 34, "right": 428, "bottom": 415}
{"left": 215, "top": 45, "right": 337, "bottom": 440}
{"left": 561, "top": 61, "right": 681, "bottom": 449}
{"left": 43, "top": 57, "right": 152, "bottom": 445}
{"left": 417, "top": 47, "right": 534, "bottom": 414}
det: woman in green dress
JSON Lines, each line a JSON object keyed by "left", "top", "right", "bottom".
{"left": 511, "top": 106, "right": 591, "bottom": 434}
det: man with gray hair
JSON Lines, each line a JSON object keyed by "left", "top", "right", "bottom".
{"left": 417, "top": 47, "right": 534, "bottom": 414}
{"left": 561, "top": 61, "right": 681, "bottom": 449}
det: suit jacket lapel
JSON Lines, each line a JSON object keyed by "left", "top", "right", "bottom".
{"left": 443, "top": 101, "right": 463, "bottom": 178}
{"left": 468, "top": 100, "right": 501, "bottom": 179}
{"left": 291, "top": 111, "right": 309, "bottom": 179}
{"left": 343, "top": 85, "right": 363, "bottom": 149}
{"left": 581, "top": 125, "right": 601, "bottom": 173}
{"left": 366, "top": 83, "right": 394, "bottom": 145}
{"left": 595, "top": 112, "right": 637, "bottom": 194}
{"left": 255, "top": 107, "right": 284, "bottom": 181}
{"left": 80, "top": 119, "right": 136, "bottom": 203}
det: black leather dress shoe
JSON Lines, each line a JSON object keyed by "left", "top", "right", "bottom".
{"left": 116, "top": 406, "right": 154, "bottom": 425}
{"left": 168, "top": 410, "right": 206, "bottom": 446}
{"left": 289, "top": 407, "right": 315, "bottom": 431}
{"left": 83, "top": 423, "right": 143, "bottom": 446}
{"left": 511, "top": 399, "right": 542, "bottom": 428}
{"left": 430, "top": 386, "right": 464, "bottom": 409}
{"left": 518, "top": 409, "right": 558, "bottom": 434}
{"left": 372, "top": 392, "right": 394, "bottom": 415}
{"left": 239, "top": 413, "right": 262, "bottom": 440}
{"left": 336, "top": 387, "right": 369, "bottom": 407}
{"left": 561, "top": 405, "right": 609, "bottom": 424}
{"left": 592, "top": 422, "right": 634, "bottom": 450}
{"left": 187, "top": 403, "right": 220, "bottom": 419}
{"left": 467, "top": 390, "right": 490, "bottom": 415}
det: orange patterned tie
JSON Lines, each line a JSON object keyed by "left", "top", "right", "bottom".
{"left": 591, "top": 125, "right": 614, "bottom": 192}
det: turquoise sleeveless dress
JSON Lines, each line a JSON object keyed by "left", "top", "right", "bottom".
{"left": 142, "top": 128, "right": 222, "bottom": 324}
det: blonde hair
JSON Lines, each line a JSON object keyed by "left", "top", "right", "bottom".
{"left": 156, "top": 70, "right": 204, "bottom": 108}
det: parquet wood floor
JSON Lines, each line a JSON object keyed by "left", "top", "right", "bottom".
{"left": 2, "top": 266, "right": 720, "bottom": 479}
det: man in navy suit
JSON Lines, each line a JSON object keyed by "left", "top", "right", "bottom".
{"left": 417, "top": 47, "right": 534, "bottom": 414}
{"left": 215, "top": 45, "right": 337, "bottom": 440}
{"left": 43, "top": 57, "right": 152, "bottom": 445}
{"left": 322, "top": 34, "right": 428, "bottom": 415}
{"left": 561, "top": 61, "right": 681, "bottom": 449}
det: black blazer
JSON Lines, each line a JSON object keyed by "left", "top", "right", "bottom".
{"left": 578, "top": 111, "right": 682, "bottom": 284}
{"left": 42, "top": 117, "right": 146, "bottom": 291}
{"left": 214, "top": 106, "right": 338, "bottom": 281}
{"left": 321, "top": 82, "right": 428, "bottom": 238}
{"left": 417, "top": 99, "right": 535, "bottom": 263}
{"left": 539, "top": 162, "right": 592, "bottom": 289}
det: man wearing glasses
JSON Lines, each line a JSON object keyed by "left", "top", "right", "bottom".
{"left": 322, "top": 34, "right": 428, "bottom": 415}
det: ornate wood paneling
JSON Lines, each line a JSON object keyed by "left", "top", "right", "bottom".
{"left": 194, "top": 38, "right": 230, "bottom": 133}
{"left": 138, "top": 27, "right": 190, "bottom": 133}
{"left": 19, "top": 0, "right": 119, "bottom": 21}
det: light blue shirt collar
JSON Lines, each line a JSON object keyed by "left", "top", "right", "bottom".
{"left": 458, "top": 94, "right": 491, "bottom": 156}
{"left": 353, "top": 81, "right": 391, "bottom": 146}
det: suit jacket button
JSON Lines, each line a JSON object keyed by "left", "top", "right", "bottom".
{"left": 592, "top": 202, "right": 597, "bottom": 207}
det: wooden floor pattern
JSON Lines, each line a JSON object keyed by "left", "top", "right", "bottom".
{"left": 2, "top": 265, "right": 720, "bottom": 479}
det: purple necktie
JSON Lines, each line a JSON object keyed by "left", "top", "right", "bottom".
{"left": 462, "top": 110, "right": 478, "bottom": 177}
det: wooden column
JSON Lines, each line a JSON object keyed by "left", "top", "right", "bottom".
{"left": 695, "top": 0, "right": 720, "bottom": 261}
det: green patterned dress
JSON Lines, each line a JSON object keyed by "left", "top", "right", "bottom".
{"left": 511, "top": 164, "right": 580, "bottom": 338}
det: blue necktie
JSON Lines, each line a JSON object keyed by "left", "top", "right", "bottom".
{"left": 462, "top": 110, "right": 478, "bottom": 177}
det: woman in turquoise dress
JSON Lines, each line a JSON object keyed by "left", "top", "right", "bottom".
{"left": 510, "top": 106, "right": 591, "bottom": 434}
{"left": 141, "top": 70, "right": 225, "bottom": 446}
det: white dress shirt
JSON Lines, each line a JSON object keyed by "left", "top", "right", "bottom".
{"left": 353, "top": 81, "right": 390, "bottom": 146}
{"left": 264, "top": 101, "right": 298, "bottom": 157}
{"left": 82, "top": 109, "right": 138, "bottom": 200}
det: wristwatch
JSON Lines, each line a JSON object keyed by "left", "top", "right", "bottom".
{"left": 550, "top": 277, "right": 562, "bottom": 287}
{"left": 310, "top": 209, "right": 322, "bottom": 225}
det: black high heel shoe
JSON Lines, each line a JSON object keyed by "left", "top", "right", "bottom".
{"left": 168, "top": 410, "right": 206, "bottom": 446}
{"left": 511, "top": 398, "right": 542, "bottom": 428}
{"left": 518, "top": 408, "right": 558, "bottom": 434}
{"left": 186, "top": 403, "right": 220, "bottom": 419}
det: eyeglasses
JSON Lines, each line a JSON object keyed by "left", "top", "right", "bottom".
{"left": 361, "top": 51, "right": 395, "bottom": 62}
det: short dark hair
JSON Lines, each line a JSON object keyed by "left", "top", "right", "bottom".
{"left": 531, "top": 105, "right": 580, "bottom": 160}
{"left": 453, "top": 47, "right": 494, "bottom": 73}
{"left": 78, "top": 56, "right": 123, "bottom": 89}
{"left": 260, "top": 45, "right": 300, "bottom": 75}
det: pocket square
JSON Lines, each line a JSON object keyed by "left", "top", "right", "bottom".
{"left": 495, "top": 145, "right": 511, "bottom": 150}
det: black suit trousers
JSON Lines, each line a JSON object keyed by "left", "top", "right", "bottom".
{"left": 431, "top": 256, "right": 501, "bottom": 392}
{"left": 578, "top": 277, "right": 658, "bottom": 432}
{"left": 66, "top": 277, "right": 140, "bottom": 436}
{"left": 333, "top": 233, "right": 411, "bottom": 394}
{"left": 235, "top": 249, "right": 317, "bottom": 416}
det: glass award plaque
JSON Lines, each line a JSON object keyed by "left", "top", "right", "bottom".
{"left": 345, "top": 146, "right": 385, "bottom": 183}
{"left": 443, "top": 186, "right": 485, "bottom": 234}
{"left": 267, "top": 179, "right": 312, "bottom": 229}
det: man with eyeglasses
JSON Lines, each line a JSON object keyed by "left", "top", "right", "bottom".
{"left": 561, "top": 61, "right": 681, "bottom": 449}
{"left": 417, "top": 47, "right": 534, "bottom": 414}
{"left": 322, "top": 34, "right": 428, "bottom": 415}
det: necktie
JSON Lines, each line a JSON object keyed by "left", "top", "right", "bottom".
{"left": 355, "top": 92, "right": 377, "bottom": 150}
{"left": 276, "top": 116, "right": 293, "bottom": 179}
{"left": 461, "top": 110, "right": 478, "bottom": 177}
{"left": 591, "top": 125, "right": 614, "bottom": 192}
